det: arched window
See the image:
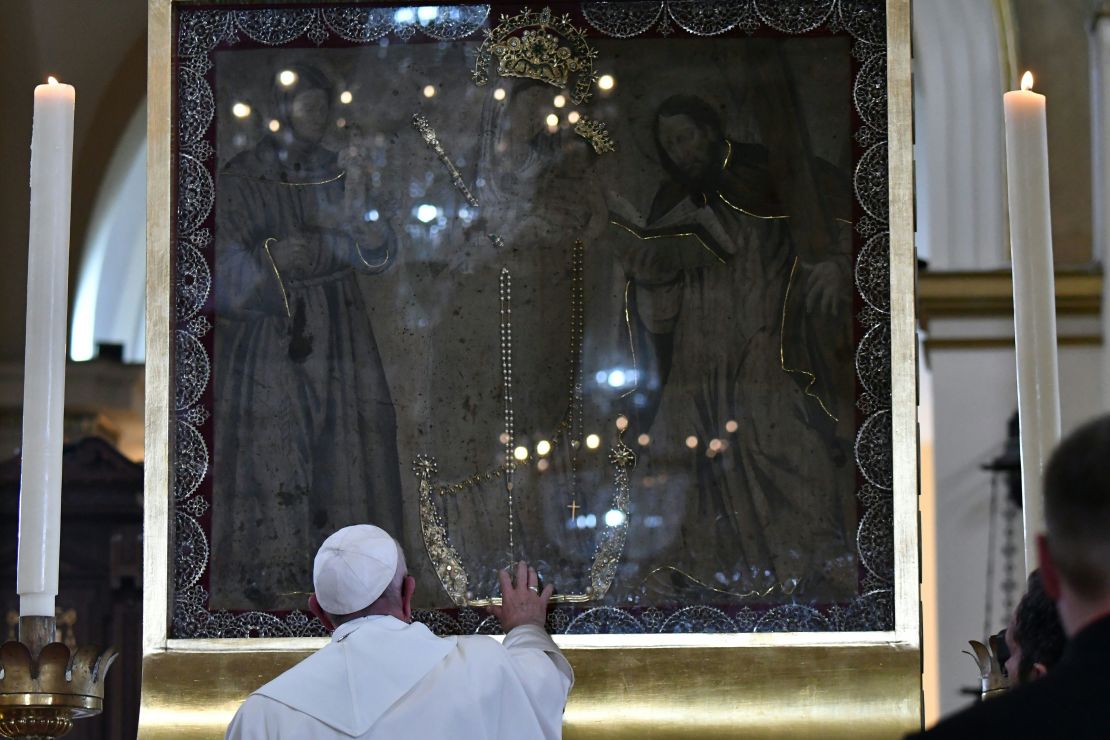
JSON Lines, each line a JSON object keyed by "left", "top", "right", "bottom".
{"left": 71, "top": 99, "right": 147, "bottom": 362}
{"left": 913, "top": 0, "right": 1009, "bottom": 269}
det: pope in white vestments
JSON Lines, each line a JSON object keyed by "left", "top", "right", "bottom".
{"left": 226, "top": 525, "right": 574, "bottom": 739}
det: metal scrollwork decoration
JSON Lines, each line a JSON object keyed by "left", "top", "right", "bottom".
{"left": 412, "top": 456, "right": 471, "bottom": 606}
{"left": 573, "top": 116, "right": 616, "bottom": 154}
{"left": 473, "top": 7, "right": 599, "bottom": 104}
{"left": 413, "top": 432, "right": 637, "bottom": 607}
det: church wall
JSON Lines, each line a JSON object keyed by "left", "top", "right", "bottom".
{"left": 1091, "top": 8, "right": 1110, "bottom": 424}
{"left": 913, "top": 0, "right": 1009, "bottom": 270}
{"left": 0, "top": 0, "right": 145, "bottom": 361}
{"left": 1013, "top": 0, "right": 1094, "bottom": 265}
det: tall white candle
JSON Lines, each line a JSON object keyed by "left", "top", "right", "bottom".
{"left": 1002, "top": 71, "right": 1061, "bottom": 575}
{"left": 18, "top": 76, "right": 75, "bottom": 617}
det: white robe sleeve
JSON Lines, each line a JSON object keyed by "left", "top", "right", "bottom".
{"left": 500, "top": 625, "right": 574, "bottom": 738}
{"left": 224, "top": 695, "right": 261, "bottom": 739}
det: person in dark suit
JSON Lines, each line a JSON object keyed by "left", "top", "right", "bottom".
{"left": 910, "top": 414, "right": 1110, "bottom": 738}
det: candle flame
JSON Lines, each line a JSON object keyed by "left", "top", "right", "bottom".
{"left": 1021, "top": 71, "right": 1034, "bottom": 92}
{"left": 47, "top": 76, "right": 59, "bottom": 85}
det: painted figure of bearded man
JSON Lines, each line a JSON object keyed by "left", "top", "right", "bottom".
{"left": 608, "top": 93, "right": 857, "bottom": 604}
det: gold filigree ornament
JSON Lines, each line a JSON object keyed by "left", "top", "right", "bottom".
{"left": 412, "top": 455, "right": 471, "bottom": 606}
{"left": 473, "top": 7, "right": 599, "bottom": 104}
{"left": 574, "top": 116, "right": 615, "bottom": 154}
{"left": 413, "top": 430, "right": 636, "bottom": 608}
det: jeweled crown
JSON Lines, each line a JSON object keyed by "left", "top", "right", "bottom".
{"left": 473, "top": 7, "right": 599, "bottom": 104}
{"left": 574, "top": 116, "right": 615, "bottom": 154}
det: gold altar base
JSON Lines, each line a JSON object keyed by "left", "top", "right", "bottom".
{"left": 137, "top": 637, "right": 921, "bottom": 738}
{"left": 0, "top": 617, "right": 117, "bottom": 740}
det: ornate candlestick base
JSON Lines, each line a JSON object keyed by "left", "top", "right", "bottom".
{"left": 0, "top": 616, "right": 116, "bottom": 739}
{"left": 966, "top": 636, "right": 1009, "bottom": 700}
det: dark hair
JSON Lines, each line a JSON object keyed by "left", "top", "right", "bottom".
{"left": 1043, "top": 413, "right": 1110, "bottom": 599}
{"left": 652, "top": 94, "right": 726, "bottom": 183}
{"left": 1012, "top": 570, "right": 1066, "bottom": 681}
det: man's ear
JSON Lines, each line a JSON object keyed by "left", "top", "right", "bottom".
{"left": 401, "top": 575, "right": 416, "bottom": 623}
{"left": 308, "top": 594, "right": 336, "bottom": 632}
{"left": 1030, "top": 662, "right": 1049, "bottom": 680}
{"left": 1037, "top": 535, "right": 1063, "bottom": 601}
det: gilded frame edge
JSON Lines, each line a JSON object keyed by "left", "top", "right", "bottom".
{"left": 140, "top": 0, "right": 921, "bottom": 735}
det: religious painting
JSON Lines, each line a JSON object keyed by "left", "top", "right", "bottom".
{"left": 146, "top": 1, "right": 919, "bottom": 736}
{"left": 165, "top": 1, "right": 900, "bottom": 639}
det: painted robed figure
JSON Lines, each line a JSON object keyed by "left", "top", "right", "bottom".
{"left": 609, "top": 93, "right": 857, "bottom": 602}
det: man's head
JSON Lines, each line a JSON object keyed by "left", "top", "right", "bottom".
{"left": 653, "top": 95, "right": 727, "bottom": 186}
{"left": 1004, "top": 570, "right": 1066, "bottom": 684}
{"left": 1038, "top": 414, "right": 1110, "bottom": 633}
{"left": 312, "top": 525, "right": 415, "bottom": 627}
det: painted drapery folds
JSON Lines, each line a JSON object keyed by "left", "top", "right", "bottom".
{"left": 170, "top": 1, "right": 894, "bottom": 638}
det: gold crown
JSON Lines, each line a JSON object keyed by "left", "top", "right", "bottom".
{"left": 0, "top": 640, "right": 117, "bottom": 736}
{"left": 574, "top": 116, "right": 615, "bottom": 154}
{"left": 473, "top": 7, "right": 598, "bottom": 104}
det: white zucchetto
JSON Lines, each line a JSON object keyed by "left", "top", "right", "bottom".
{"left": 313, "top": 524, "right": 399, "bottom": 615}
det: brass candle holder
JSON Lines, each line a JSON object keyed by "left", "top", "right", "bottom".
{"left": 0, "top": 615, "right": 116, "bottom": 739}
{"left": 966, "top": 635, "right": 1010, "bottom": 700}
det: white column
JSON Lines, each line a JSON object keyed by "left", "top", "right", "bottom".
{"left": 1092, "top": 15, "right": 1110, "bottom": 408}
